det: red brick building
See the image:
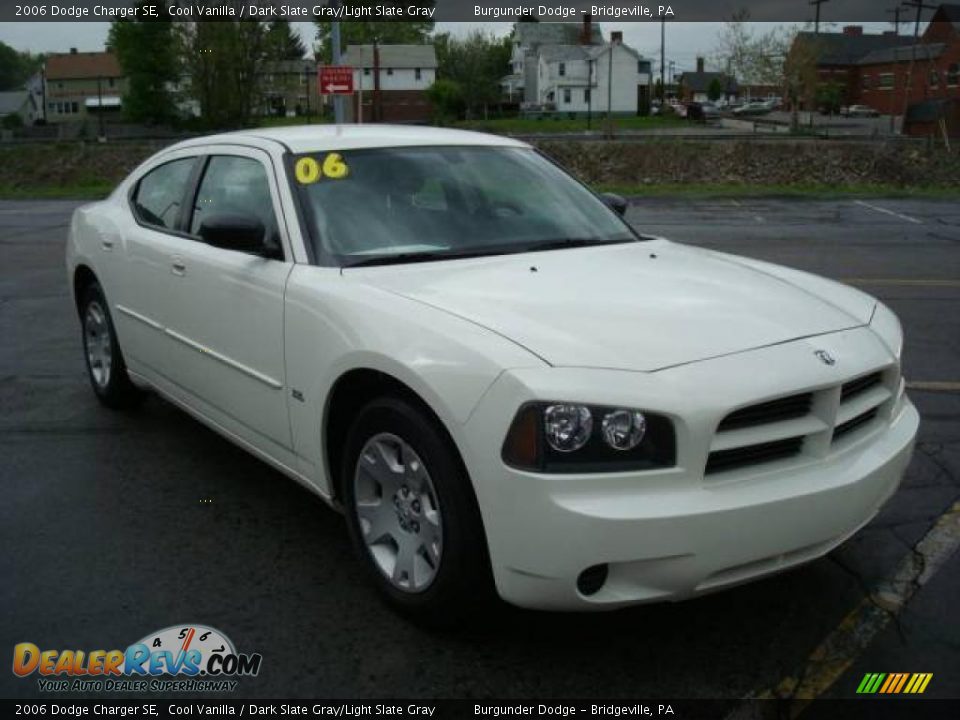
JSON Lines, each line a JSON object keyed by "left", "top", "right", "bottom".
{"left": 858, "top": 4, "right": 960, "bottom": 116}
{"left": 790, "top": 4, "right": 960, "bottom": 118}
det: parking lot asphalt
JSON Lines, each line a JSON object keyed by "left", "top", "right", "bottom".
{"left": 1, "top": 197, "right": 958, "bottom": 702}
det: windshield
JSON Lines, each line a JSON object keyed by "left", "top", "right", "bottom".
{"left": 288, "top": 146, "right": 639, "bottom": 266}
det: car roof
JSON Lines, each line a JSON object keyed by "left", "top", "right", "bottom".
{"left": 171, "top": 124, "right": 529, "bottom": 154}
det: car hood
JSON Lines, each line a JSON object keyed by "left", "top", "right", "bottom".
{"left": 347, "top": 239, "right": 875, "bottom": 372}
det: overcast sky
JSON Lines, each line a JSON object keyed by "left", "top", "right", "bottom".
{"left": 0, "top": 20, "right": 896, "bottom": 77}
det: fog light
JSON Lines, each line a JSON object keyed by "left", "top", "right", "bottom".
{"left": 601, "top": 409, "right": 646, "bottom": 450}
{"left": 576, "top": 564, "right": 609, "bottom": 596}
{"left": 544, "top": 404, "right": 592, "bottom": 452}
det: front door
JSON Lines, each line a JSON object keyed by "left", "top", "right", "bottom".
{"left": 158, "top": 148, "right": 293, "bottom": 451}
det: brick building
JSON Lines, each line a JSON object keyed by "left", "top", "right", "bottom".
{"left": 858, "top": 4, "right": 960, "bottom": 116}
{"left": 341, "top": 45, "right": 437, "bottom": 124}
{"left": 790, "top": 4, "right": 960, "bottom": 117}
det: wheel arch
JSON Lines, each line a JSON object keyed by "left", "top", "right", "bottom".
{"left": 322, "top": 367, "right": 473, "bottom": 507}
{"left": 72, "top": 264, "right": 99, "bottom": 316}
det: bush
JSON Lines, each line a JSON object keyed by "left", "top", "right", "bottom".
{"left": 1, "top": 113, "right": 24, "bottom": 130}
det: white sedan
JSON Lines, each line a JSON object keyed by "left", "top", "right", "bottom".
{"left": 66, "top": 126, "right": 918, "bottom": 622}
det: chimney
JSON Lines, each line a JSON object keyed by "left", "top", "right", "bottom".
{"left": 610, "top": 31, "right": 623, "bottom": 45}
{"left": 580, "top": 13, "right": 592, "bottom": 45}
{"left": 843, "top": 26, "right": 863, "bottom": 37}
{"left": 70, "top": 47, "right": 78, "bottom": 54}
{"left": 696, "top": 56, "right": 705, "bottom": 73}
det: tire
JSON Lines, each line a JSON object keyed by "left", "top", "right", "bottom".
{"left": 341, "top": 395, "right": 493, "bottom": 626}
{"left": 80, "top": 281, "right": 143, "bottom": 409}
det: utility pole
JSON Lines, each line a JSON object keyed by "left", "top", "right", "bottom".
{"left": 587, "top": 58, "right": 593, "bottom": 129}
{"left": 96, "top": 75, "right": 104, "bottom": 140}
{"left": 330, "top": 0, "right": 345, "bottom": 124}
{"left": 659, "top": 18, "right": 666, "bottom": 103}
{"left": 304, "top": 63, "right": 312, "bottom": 123}
{"left": 900, "top": 0, "right": 937, "bottom": 128}
{"left": 810, "top": 0, "right": 830, "bottom": 34}
{"left": 887, "top": 6, "right": 902, "bottom": 34}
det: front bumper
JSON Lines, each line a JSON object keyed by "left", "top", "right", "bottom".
{"left": 461, "top": 328, "right": 919, "bottom": 610}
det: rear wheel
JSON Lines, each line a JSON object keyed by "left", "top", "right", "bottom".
{"left": 80, "top": 282, "right": 143, "bottom": 409}
{"left": 341, "top": 396, "right": 493, "bottom": 625}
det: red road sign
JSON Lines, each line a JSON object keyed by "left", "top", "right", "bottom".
{"left": 319, "top": 66, "right": 354, "bottom": 95}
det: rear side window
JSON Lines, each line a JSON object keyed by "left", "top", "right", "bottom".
{"left": 133, "top": 158, "right": 196, "bottom": 230}
{"left": 189, "top": 156, "right": 279, "bottom": 243}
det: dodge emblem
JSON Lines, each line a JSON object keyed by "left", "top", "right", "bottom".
{"left": 814, "top": 349, "right": 836, "bottom": 366}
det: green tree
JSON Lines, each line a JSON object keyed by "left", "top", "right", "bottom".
{"left": 264, "top": 19, "right": 306, "bottom": 61}
{"left": 178, "top": 6, "right": 268, "bottom": 128}
{"left": 425, "top": 78, "right": 463, "bottom": 123}
{"left": 314, "top": 1, "right": 434, "bottom": 63}
{"left": 707, "top": 77, "right": 724, "bottom": 102}
{"left": 433, "top": 31, "right": 510, "bottom": 120}
{"left": 0, "top": 41, "right": 43, "bottom": 91}
{"left": 108, "top": 2, "right": 180, "bottom": 124}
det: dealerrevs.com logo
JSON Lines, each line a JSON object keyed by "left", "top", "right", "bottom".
{"left": 13, "top": 624, "right": 262, "bottom": 693}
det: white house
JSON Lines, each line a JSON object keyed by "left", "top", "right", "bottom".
{"left": 502, "top": 19, "right": 652, "bottom": 115}
{"left": 342, "top": 44, "right": 437, "bottom": 123}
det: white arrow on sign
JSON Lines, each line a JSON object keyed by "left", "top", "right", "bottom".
{"left": 325, "top": 83, "right": 350, "bottom": 93}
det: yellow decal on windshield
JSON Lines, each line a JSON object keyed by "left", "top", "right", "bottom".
{"left": 294, "top": 153, "right": 349, "bottom": 184}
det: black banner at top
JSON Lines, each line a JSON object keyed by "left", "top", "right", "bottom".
{"left": 0, "top": 0, "right": 948, "bottom": 24}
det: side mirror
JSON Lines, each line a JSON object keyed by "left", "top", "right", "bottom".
{"left": 601, "top": 192, "right": 628, "bottom": 217}
{"left": 198, "top": 213, "right": 268, "bottom": 255}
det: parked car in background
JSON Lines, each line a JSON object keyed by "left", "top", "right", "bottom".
{"left": 686, "top": 101, "right": 720, "bottom": 123}
{"left": 66, "top": 125, "right": 918, "bottom": 623}
{"left": 733, "top": 101, "right": 774, "bottom": 117}
{"left": 843, "top": 104, "right": 880, "bottom": 118}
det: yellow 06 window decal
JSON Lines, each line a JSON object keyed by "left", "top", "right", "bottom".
{"left": 294, "top": 153, "right": 349, "bottom": 185}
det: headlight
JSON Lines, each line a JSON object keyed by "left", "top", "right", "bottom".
{"left": 601, "top": 409, "right": 647, "bottom": 451}
{"left": 870, "top": 302, "right": 904, "bottom": 362}
{"left": 502, "top": 402, "right": 675, "bottom": 473}
{"left": 543, "top": 404, "right": 593, "bottom": 452}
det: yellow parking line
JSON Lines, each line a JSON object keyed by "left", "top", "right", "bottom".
{"left": 841, "top": 278, "right": 960, "bottom": 288}
{"left": 726, "top": 503, "right": 960, "bottom": 718}
{"left": 906, "top": 381, "right": 960, "bottom": 393}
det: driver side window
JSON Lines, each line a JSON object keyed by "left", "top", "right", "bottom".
{"left": 189, "top": 156, "right": 280, "bottom": 248}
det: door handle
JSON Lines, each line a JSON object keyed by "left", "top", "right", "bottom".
{"left": 171, "top": 258, "right": 187, "bottom": 276}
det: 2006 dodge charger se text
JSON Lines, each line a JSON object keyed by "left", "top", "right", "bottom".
{"left": 66, "top": 126, "right": 919, "bottom": 623}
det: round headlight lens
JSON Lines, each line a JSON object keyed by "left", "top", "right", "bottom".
{"left": 601, "top": 409, "right": 647, "bottom": 451}
{"left": 543, "top": 404, "right": 593, "bottom": 452}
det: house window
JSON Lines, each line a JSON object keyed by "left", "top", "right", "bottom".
{"left": 415, "top": 68, "right": 421, "bottom": 80}
{"left": 364, "top": 68, "right": 371, "bottom": 76}
{"left": 108, "top": 78, "right": 114, "bottom": 87}
{"left": 862, "top": 74, "right": 871, "bottom": 90}
{"left": 386, "top": 68, "right": 393, "bottom": 76}
{"left": 584, "top": 88, "right": 591, "bottom": 104}
{"left": 878, "top": 73, "right": 894, "bottom": 89}
{"left": 948, "top": 63, "right": 959, "bottom": 86}
{"left": 558, "top": 62, "right": 565, "bottom": 77}
{"left": 930, "top": 69, "right": 939, "bottom": 87}
{"left": 47, "top": 102, "right": 55, "bottom": 112}
{"left": 563, "top": 88, "right": 571, "bottom": 104}
{"left": 71, "top": 101, "right": 78, "bottom": 113}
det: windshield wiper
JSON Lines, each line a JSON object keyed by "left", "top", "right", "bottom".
{"left": 341, "top": 247, "right": 511, "bottom": 269}
{"left": 518, "top": 237, "right": 639, "bottom": 253}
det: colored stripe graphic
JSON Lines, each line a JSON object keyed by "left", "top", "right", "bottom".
{"left": 858, "top": 672, "right": 933, "bottom": 694}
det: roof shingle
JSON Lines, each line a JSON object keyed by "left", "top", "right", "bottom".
{"left": 45, "top": 52, "right": 122, "bottom": 80}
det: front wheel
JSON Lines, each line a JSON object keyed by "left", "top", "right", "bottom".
{"left": 341, "top": 396, "right": 493, "bottom": 625}
{"left": 80, "top": 282, "right": 143, "bottom": 409}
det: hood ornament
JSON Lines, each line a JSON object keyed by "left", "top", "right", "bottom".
{"left": 814, "top": 349, "right": 836, "bottom": 366}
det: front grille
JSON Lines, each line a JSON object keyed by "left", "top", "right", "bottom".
{"left": 706, "top": 436, "right": 805, "bottom": 475}
{"left": 833, "top": 407, "right": 879, "bottom": 442}
{"left": 717, "top": 392, "right": 813, "bottom": 431}
{"left": 841, "top": 372, "right": 883, "bottom": 403}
